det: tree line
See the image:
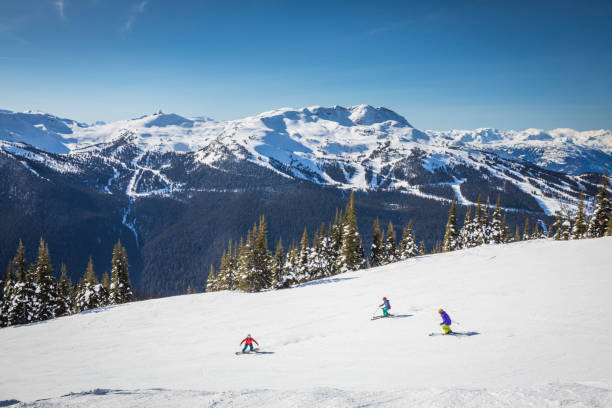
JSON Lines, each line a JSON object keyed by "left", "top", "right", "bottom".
{"left": 1, "top": 239, "right": 133, "bottom": 327}
{"left": 207, "top": 172, "right": 611, "bottom": 293}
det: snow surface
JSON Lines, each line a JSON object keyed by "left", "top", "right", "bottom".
{"left": 1, "top": 237, "right": 612, "bottom": 407}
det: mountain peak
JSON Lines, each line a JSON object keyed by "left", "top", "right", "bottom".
{"left": 347, "top": 104, "right": 411, "bottom": 127}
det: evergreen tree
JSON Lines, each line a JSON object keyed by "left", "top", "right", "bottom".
{"left": 206, "top": 265, "right": 217, "bottom": 292}
{"left": 531, "top": 221, "right": 541, "bottom": 240}
{"left": 270, "top": 238, "right": 285, "bottom": 289}
{"left": 330, "top": 209, "right": 344, "bottom": 275}
{"left": 370, "top": 219, "right": 385, "bottom": 267}
{"left": 399, "top": 220, "right": 418, "bottom": 259}
{"left": 339, "top": 192, "right": 362, "bottom": 272}
{"left": 100, "top": 272, "right": 110, "bottom": 306}
{"left": 216, "top": 240, "right": 238, "bottom": 290}
{"left": 547, "top": 223, "right": 554, "bottom": 238}
{"left": 490, "top": 196, "right": 504, "bottom": 244}
{"left": 1, "top": 261, "right": 14, "bottom": 327}
{"left": 384, "top": 221, "right": 397, "bottom": 263}
{"left": 474, "top": 194, "right": 489, "bottom": 244}
{"left": 32, "top": 238, "right": 57, "bottom": 322}
{"left": 562, "top": 211, "right": 572, "bottom": 240}
{"left": 296, "top": 228, "right": 310, "bottom": 283}
{"left": 587, "top": 171, "right": 611, "bottom": 238}
{"left": 572, "top": 190, "right": 588, "bottom": 239}
{"left": 252, "top": 215, "right": 272, "bottom": 288}
{"left": 7, "top": 240, "right": 35, "bottom": 326}
{"left": 514, "top": 225, "right": 521, "bottom": 242}
{"left": 237, "top": 227, "right": 256, "bottom": 292}
{"left": 442, "top": 198, "right": 459, "bottom": 252}
{"left": 279, "top": 243, "right": 299, "bottom": 288}
{"left": 501, "top": 213, "right": 510, "bottom": 243}
{"left": 553, "top": 212, "right": 564, "bottom": 240}
{"left": 522, "top": 218, "right": 530, "bottom": 241}
{"left": 459, "top": 207, "right": 479, "bottom": 248}
{"left": 109, "top": 240, "right": 133, "bottom": 305}
{"left": 186, "top": 285, "right": 192, "bottom": 294}
{"left": 606, "top": 214, "right": 612, "bottom": 236}
{"left": 55, "top": 263, "right": 73, "bottom": 318}
{"left": 74, "top": 257, "right": 104, "bottom": 312}
{"left": 419, "top": 240, "right": 426, "bottom": 256}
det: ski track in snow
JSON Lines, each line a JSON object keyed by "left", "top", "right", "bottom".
{"left": 1, "top": 237, "right": 612, "bottom": 407}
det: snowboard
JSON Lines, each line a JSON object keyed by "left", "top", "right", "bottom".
{"left": 235, "top": 348, "right": 260, "bottom": 355}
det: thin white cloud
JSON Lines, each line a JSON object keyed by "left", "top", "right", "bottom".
{"left": 54, "top": 0, "right": 66, "bottom": 19}
{"left": 121, "top": 0, "right": 148, "bottom": 34}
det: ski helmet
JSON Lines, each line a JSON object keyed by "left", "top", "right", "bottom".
{"left": 438, "top": 309, "right": 444, "bottom": 313}
{"left": 247, "top": 334, "right": 251, "bottom": 337}
{"left": 383, "top": 297, "right": 387, "bottom": 300}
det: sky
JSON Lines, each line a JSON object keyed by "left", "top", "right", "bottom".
{"left": 1, "top": 0, "right": 611, "bottom": 130}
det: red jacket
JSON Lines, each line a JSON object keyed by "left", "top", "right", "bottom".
{"left": 241, "top": 337, "right": 258, "bottom": 346}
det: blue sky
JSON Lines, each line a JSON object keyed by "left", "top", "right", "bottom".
{"left": 1, "top": 0, "right": 611, "bottom": 130}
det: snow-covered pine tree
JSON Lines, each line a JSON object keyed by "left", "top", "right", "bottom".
{"left": 490, "top": 196, "right": 504, "bottom": 244}
{"left": 400, "top": 220, "right": 418, "bottom": 259}
{"left": 587, "top": 171, "right": 611, "bottom": 238}
{"left": 278, "top": 243, "right": 299, "bottom": 288}
{"left": 55, "top": 263, "right": 73, "bottom": 317}
{"left": 339, "top": 192, "right": 362, "bottom": 273}
{"left": 270, "top": 238, "right": 285, "bottom": 289}
{"left": 237, "top": 226, "right": 257, "bottom": 292}
{"left": 7, "top": 240, "right": 35, "bottom": 326}
{"left": 296, "top": 228, "right": 310, "bottom": 283}
{"left": 607, "top": 214, "right": 612, "bottom": 236}
{"left": 370, "top": 219, "right": 385, "bottom": 267}
{"left": 206, "top": 265, "right": 217, "bottom": 292}
{"left": 99, "top": 272, "right": 110, "bottom": 307}
{"left": 419, "top": 240, "right": 426, "bottom": 256}
{"left": 442, "top": 198, "right": 459, "bottom": 252}
{"left": 314, "top": 224, "right": 332, "bottom": 278}
{"left": 572, "top": 190, "right": 588, "bottom": 239}
{"left": 482, "top": 196, "right": 492, "bottom": 243}
{"left": 522, "top": 218, "right": 530, "bottom": 241}
{"left": 384, "top": 221, "right": 397, "bottom": 263}
{"left": 216, "top": 240, "right": 237, "bottom": 290}
{"left": 553, "top": 212, "right": 564, "bottom": 240}
{"left": 501, "top": 213, "right": 511, "bottom": 242}
{"left": 309, "top": 226, "right": 329, "bottom": 280}
{"left": 1, "top": 261, "right": 14, "bottom": 327}
{"left": 459, "top": 206, "right": 479, "bottom": 248}
{"left": 474, "top": 194, "right": 488, "bottom": 245}
{"left": 531, "top": 221, "right": 541, "bottom": 239}
{"left": 329, "top": 209, "right": 344, "bottom": 275}
{"left": 74, "top": 257, "right": 104, "bottom": 312}
{"left": 562, "top": 211, "right": 572, "bottom": 240}
{"left": 32, "top": 238, "right": 57, "bottom": 322}
{"left": 109, "top": 240, "right": 133, "bottom": 304}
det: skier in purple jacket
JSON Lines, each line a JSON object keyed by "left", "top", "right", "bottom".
{"left": 438, "top": 308, "right": 452, "bottom": 334}
{"left": 380, "top": 297, "right": 391, "bottom": 317}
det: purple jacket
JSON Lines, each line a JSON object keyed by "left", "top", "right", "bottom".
{"left": 380, "top": 299, "right": 391, "bottom": 309}
{"left": 440, "top": 311, "right": 451, "bottom": 325}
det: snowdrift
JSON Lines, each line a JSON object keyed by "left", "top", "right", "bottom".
{"left": 1, "top": 237, "right": 612, "bottom": 407}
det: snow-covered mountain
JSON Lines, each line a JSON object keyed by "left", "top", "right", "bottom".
{"left": 2, "top": 105, "right": 611, "bottom": 295}
{"left": 427, "top": 127, "right": 612, "bottom": 174}
{"left": 1, "top": 105, "right": 610, "bottom": 215}
{"left": 2, "top": 237, "right": 612, "bottom": 407}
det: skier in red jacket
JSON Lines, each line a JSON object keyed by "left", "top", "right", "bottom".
{"left": 240, "top": 334, "right": 259, "bottom": 353}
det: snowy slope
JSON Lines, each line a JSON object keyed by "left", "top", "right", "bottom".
{"left": 1, "top": 237, "right": 612, "bottom": 407}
